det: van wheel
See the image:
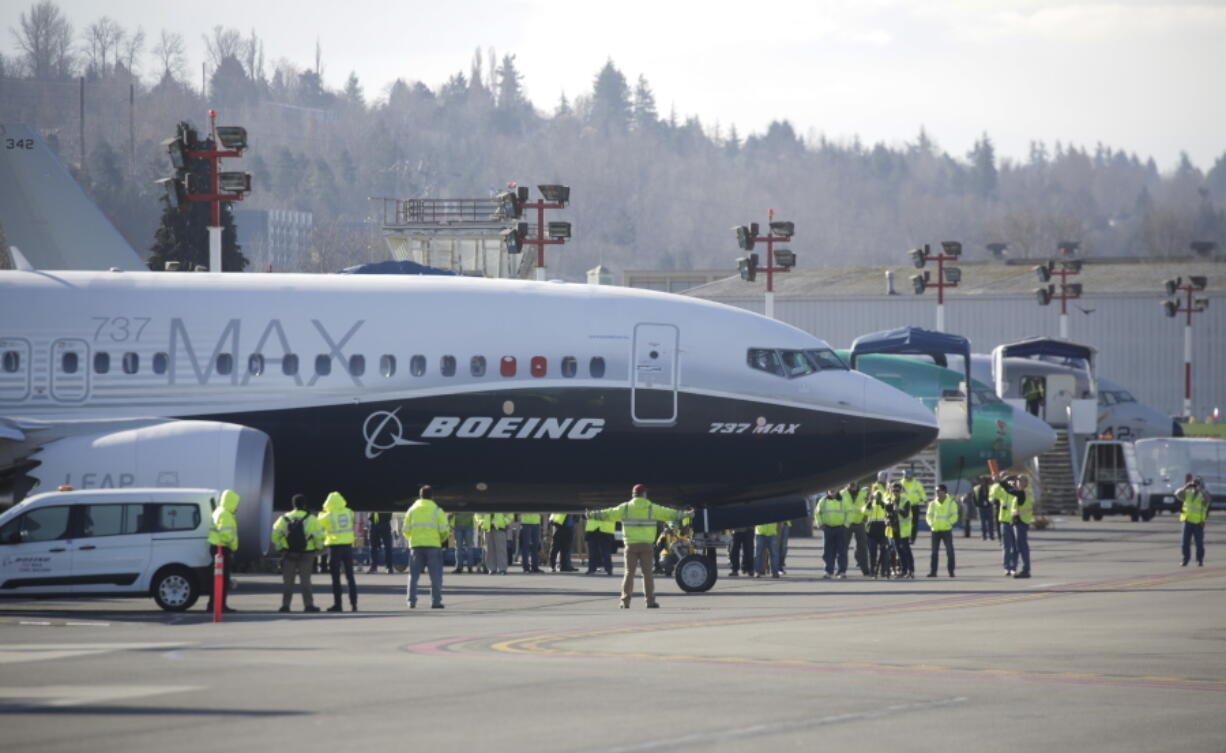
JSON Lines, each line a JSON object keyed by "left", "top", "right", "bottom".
{"left": 1081, "top": 510, "right": 1091, "bottom": 522}
{"left": 1141, "top": 510, "right": 1155, "bottom": 522}
{"left": 152, "top": 567, "right": 199, "bottom": 611}
{"left": 1129, "top": 509, "right": 1140, "bottom": 522}
{"left": 1092, "top": 512, "right": 1103, "bottom": 521}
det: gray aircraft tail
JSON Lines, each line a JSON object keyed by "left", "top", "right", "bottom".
{"left": 0, "top": 123, "right": 146, "bottom": 271}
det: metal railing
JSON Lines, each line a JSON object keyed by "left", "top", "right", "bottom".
{"left": 378, "top": 197, "right": 505, "bottom": 226}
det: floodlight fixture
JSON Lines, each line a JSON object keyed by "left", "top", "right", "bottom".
{"left": 1034, "top": 264, "right": 1052, "bottom": 283}
{"left": 546, "top": 221, "right": 572, "bottom": 240}
{"left": 156, "top": 177, "right": 185, "bottom": 210}
{"left": 738, "top": 253, "right": 759, "bottom": 282}
{"left": 944, "top": 266, "right": 962, "bottom": 284}
{"left": 911, "top": 273, "right": 927, "bottom": 295}
{"left": 537, "top": 184, "right": 570, "bottom": 205}
{"left": 1062, "top": 259, "right": 1083, "bottom": 273}
{"left": 1195, "top": 296, "right": 1210, "bottom": 310}
{"left": 1063, "top": 282, "right": 1083, "bottom": 298}
{"left": 218, "top": 172, "right": 252, "bottom": 194}
{"left": 1189, "top": 275, "right": 1208, "bottom": 291}
{"left": 215, "top": 126, "right": 248, "bottom": 151}
{"left": 774, "top": 249, "right": 796, "bottom": 268}
{"left": 1035, "top": 286, "right": 1053, "bottom": 306}
{"left": 496, "top": 190, "right": 522, "bottom": 219}
{"left": 940, "top": 241, "right": 962, "bottom": 257}
{"left": 163, "top": 137, "right": 188, "bottom": 171}
{"left": 910, "top": 247, "right": 927, "bottom": 269}
{"left": 1058, "top": 241, "right": 1080, "bottom": 256}
{"left": 735, "top": 224, "right": 758, "bottom": 251}
{"left": 501, "top": 222, "right": 528, "bottom": 254}
{"left": 1163, "top": 299, "right": 1179, "bottom": 318}
{"left": 1165, "top": 278, "right": 1182, "bottom": 296}
{"left": 986, "top": 242, "right": 1008, "bottom": 259}
{"left": 769, "top": 220, "right": 795, "bottom": 238}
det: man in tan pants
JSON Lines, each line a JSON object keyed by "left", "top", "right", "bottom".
{"left": 590, "top": 484, "right": 681, "bottom": 608}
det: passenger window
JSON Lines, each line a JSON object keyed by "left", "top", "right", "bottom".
{"left": 410, "top": 355, "right": 426, "bottom": 377}
{"left": 380, "top": 355, "right": 396, "bottom": 378}
{"left": 283, "top": 354, "right": 299, "bottom": 376}
{"left": 94, "top": 352, "right": 110, "bottom": 374}
{"left": 441, "top": 355, "right": 456, "bottom": 377}
{"left": 589, "top": 357, "right": 606, "bottom": 379}
{"left": 81, "top": 504, "right": 143, "bottom": 537}
{"left": 248, "top": 353, "right": 265, "bottom": 376}
{"left": 349, "top": 355, "right": 365, "bottom": 377}
{"left": 216, "top": 353, "right": 234, "bottom": 376}
{"left": 153, "top": 352, "right": 169, "bottom": 374}
{"left": 561, "top": 356, "right": 577, "bottom": 378}
{"left": 531, "top": 356, "right": 547, "bottom": 377}
{"left": 500, "top": 356, "right": 517, "bottom": 377}
{"left": 1, "top": 350, "right": 18, "bottom": 373}
{"left": 122, "top": 352, "right": 139, "bottom": 374}
{"left": 0, "top": 505, "right": 71, "bottom": 544}
{"left": 315, "top": 355, "right": 332, "bottom": 376}
{"left": 154, "top": 503, "right": 201, "bottom": 532}
{"left": 470, "top": 356, "right": 486, "bottom": 377}
{"left": 62, "top": 352, "right": 78, "bottom": 374}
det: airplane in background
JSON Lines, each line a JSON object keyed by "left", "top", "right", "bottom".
{"left": 839, "top": 351, "right": 1056, "bottom": 483}
{"left": 0, "top": 270, "right": 937, "bottom": 578}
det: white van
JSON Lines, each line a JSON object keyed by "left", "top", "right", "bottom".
{"left": 0, "top": 488, "right": 219, "bottom": 611}
{"left": 1078, "top": 438, "right": 1226, "bottom": 521}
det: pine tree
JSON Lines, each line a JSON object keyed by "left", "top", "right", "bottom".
{"left": 632, "top": 74, "right": 658, "bottom": 133}
{"left": 589, "top": 59, "right": 631, "bottom": 132}
{"left": 147, "top": 135, "right": 247, "bottom": 272}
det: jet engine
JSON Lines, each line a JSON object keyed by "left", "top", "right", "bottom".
{"left": 19, "top": 421, "right": 274, "bottom": 562}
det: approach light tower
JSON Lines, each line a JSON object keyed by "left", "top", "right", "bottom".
{"left": 732, "top": 210, "right": 796, "bottom": 319}
{"left": 1033, "top": 241, "right": 1083, "bottom": 339}
{"left": 1163, "top": 249, "right": 1212, "bottom": 418}
{"left": 908, "top": 241, "right": 963, "bottom": 332}
{"left": 158, "top": 110, "right": 251, "bottom": 271}
{"left": 497, "top": 184, "right": 571, "bottom": 280}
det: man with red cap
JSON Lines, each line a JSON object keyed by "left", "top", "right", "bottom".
{"left": 590, "top": 484, "right": 682, "bottom": 608}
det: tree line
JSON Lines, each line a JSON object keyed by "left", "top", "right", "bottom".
{"left": 4, "top": 0, "right": 1225, "bottom": 277}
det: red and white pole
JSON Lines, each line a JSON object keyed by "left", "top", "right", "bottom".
{"left": 1184, "top": 286, "right": 1194, "bottom": 418}
{"left": 212, "top": 544, "right": 224, "bottom": 623}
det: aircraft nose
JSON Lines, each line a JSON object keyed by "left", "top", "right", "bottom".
{"left": 862, "top": 376, "right": 939, "bottom": 459}
{"left": 1011, "top": 409, "right": 1057, "bottom": 466}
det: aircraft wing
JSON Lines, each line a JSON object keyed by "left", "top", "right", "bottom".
{"left": 0, "top": 123, "right": 146, "bottom": 271}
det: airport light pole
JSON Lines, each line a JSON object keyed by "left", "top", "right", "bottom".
{"left": 733, "top": 210, "right": 796, "bottom": 319}
{"left": 158, "top": 110, "right": 251, "bottom": 271}
{"left": 908, "top": 241, "right": 962, "bottom": 332}
{"left": 1163, "top": 257, "right": 1211, "bottom": 418}
{"left": 1033, "top": 242, "right": 1083, "bottom": 339}
{"left": 497, "top": 184, "right": 571, "bottom": 280}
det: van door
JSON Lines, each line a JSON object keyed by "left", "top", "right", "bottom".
{"left": 0, "top": 504, "right": 74, "bottom": 593}
{"left": 631, "top": 323, "right": 679, "bottom": 425}
{"left": 71, "top": 502, "right": 151, "bottom": 592}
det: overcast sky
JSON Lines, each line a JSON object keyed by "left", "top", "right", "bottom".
{"left": 11, "top": 0, "right": 1225, "bottom": 171}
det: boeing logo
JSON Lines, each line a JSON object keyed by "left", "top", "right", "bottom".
{"left": 363, "top": 407, "right": 427, "bottom": 459}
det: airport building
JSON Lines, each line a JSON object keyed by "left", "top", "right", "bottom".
{"left": 681, "top": 257, "right": 1225, "bottom": 420}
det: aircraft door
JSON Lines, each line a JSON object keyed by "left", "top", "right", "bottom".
{"left": 0, "top": 337, "right": 32, "bottom": 403}
{"left": 631, "top": 323, "right": 678, "bottom": 425}
{"left": 50, "top": 338, "right": 90, "bottom": 403}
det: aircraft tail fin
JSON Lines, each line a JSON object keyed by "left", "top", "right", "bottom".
{"left": 0, "top": 123, "right": 146, "bottom": 271}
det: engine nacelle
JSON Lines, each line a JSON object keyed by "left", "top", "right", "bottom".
{"left": 22, "top": 421, "right": 274, "bottom": 562}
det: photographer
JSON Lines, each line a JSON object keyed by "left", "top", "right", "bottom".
{"left": 1176, "top": 477, "right": 1210, "bottom": 567}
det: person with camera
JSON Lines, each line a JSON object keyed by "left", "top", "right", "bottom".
{"left": 1176, "top": 477, "right": 1210, "bottom": 567}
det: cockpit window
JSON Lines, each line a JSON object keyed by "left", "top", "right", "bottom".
{"left": 1099, "top": 392, "right": 1117, "bottom": 407}
{"left": 747, "top": 348, "right": 847, "bottom": 378}
{"left": 1116, "top": 390, "right": 1136, "bottom": 403}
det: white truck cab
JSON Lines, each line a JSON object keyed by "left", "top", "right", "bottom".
{"left": 0, "top": 487, "right": 220, "bottom": 611}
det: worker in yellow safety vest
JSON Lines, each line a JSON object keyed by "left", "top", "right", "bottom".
{"left": 1176, "top": 477, "right": 1210, "bottom": 567}
{"left": 926, "top": 484, "right": 959, "bottom": 578}
{"left": 318, "top": 491, "right": 358, "bottom": 612}
{"left": 1002, "top": 475, "right": 1034, "bottom": 578}
{"left": 206, "top": 488, "right": 240, "bottom": 613}
{"left": 900, "top": 469, "right": 926, "bottom": 544}
{"left": 815, "top": 489, "right": 850, "bottom": 578}
{"left": 754, "top": 521, "right": 781, "bottom": 578}
{"left": 548, "top": 513, "right": 578, "bottom": 572}
{"left": 402, "top": 485, "right": 449, "bottom": 609}
{"left": 476, "top": 513, "right": 511, "bottom": 574}
{"left": 272, "top": 493, "right": 324, "bottom": 613}
{"left": 885, "top": 482, "right": 915, "bottom": 578}
{"left": 590, "top": 484, "right": 681, "bottom": 608}
{"left": 863, "top": 489, "right": 889, "bottom": 578}
{"left": 517, "top": 513, "right": 544, "bottom": 573}
{"left": 842, "top": 482, "right": 871, "bottom": 576}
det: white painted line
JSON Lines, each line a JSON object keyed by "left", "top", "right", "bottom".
{"left": 0, "top": 685, "right": 201, "bottom": 708}
{"left": 0, "top": 642, "right": 188, "bottom": 665}
{"left": 64, "top": 621, "right": 110, "bottom": 627}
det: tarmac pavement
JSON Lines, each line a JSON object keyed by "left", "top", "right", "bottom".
{"left": 0, "top": 515, "right": 1222, "bottom": 753}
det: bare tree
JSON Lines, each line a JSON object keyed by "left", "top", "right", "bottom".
{"left": 151, "top": 29, "right": 185, "bottom": 82}
{"left": 83, "top": 16, "right": 125, "bottom": 77}
{"left": 242, "top": 28, "right": 264, "bottom": 82}
{"left": 203, "top": 25, "right": 242, "bottom": 68}
{"left": 121, "top": 26, "right": 144, "bottom": 76}
{"left": 11, "top": 0, "right": 74, "bottom": 79}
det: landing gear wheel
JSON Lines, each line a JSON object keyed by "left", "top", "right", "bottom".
{"left": 675, "top": 554, "right": 717, "bottom": 593}
{"left": 152, "top": 567, "right": 199, "bottom": 612}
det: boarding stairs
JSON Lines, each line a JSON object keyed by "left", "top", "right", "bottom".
{"left": 1034, "top": 430, "right": 1079, "bottom": 514}
{"left": 887, "top": 443, "right": 941, "bottom": 496}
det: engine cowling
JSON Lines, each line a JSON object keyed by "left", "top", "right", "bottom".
{"left": 21, "top": 420, "right": 274, "bottom": 562}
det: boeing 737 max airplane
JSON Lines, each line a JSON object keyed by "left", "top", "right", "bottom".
{"left": 0, "top": 270, "right": 938, "bottom": 561}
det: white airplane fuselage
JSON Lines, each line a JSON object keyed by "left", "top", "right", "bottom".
{"left": 1, "top": 270, "right": 937, "bottom": 511}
